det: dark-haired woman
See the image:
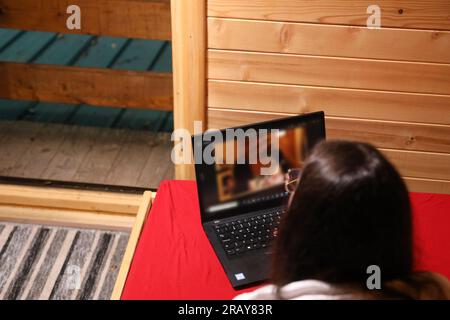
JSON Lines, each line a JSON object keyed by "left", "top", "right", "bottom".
{"left": 235, "top": 140, "right": 450, "bottom": 300}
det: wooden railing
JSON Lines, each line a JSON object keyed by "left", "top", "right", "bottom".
{"left": 0, "top": 0, "right": 173, "bottom": 111}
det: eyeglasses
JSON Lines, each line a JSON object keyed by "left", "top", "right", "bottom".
{"left": 284, "top": 168, "right": 302, "bottom": 194}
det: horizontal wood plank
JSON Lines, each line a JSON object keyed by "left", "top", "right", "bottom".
{"left": 0, "top": 184, "right": 142, "bottom": 215}
{"left": 208, "top": 18, "right": 450, "bottom": 63}
{"left": 207, "top": 0, "right": 450, "bottom": 30}
{"left": 381, "top": 148, "right": 450, "bottom": 181}
{"left": 208, "top": 80, "right": 450, "bottom": 125}
{"left": 404, "top": 177, "right": 450, "bottom": 195}
{"left": 0, "top": 204, "right": 135, "bottom": 231}
{"left": 0, "top": 0, "right": 171, "bottom": 40}
{"left": 208, "top": 50, "right": 450, "bottom": 95}
{"left": 0, "top": 62, "right": 173, "bottom": 110}
{"left": 208, "top": 108, "right": 285, "bottom": 129}
{"left": 326, "top": 117, "right": 450, "bottom": 154}
{"left": 208, "top": 108, "right": 450, "bottom": 153}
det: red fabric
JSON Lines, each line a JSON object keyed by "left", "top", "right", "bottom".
{"left": 121, "top": 180, "right": 258, "bottom": 300}
{"left": 121, "top": 180, "right": 450, "bottom": 300}
{"left": 411, "top": 193, "right": 450, "bottom": 279}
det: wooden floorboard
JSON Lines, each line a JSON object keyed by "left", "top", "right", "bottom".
{"left": 0, "top": 121, "right": 47, "bottom": 175}
{"left": 0, "top": 120, "right": 15, "bottom": 140}
{"left": 72, "top": 128, "right": 130, "bottom": 184}
{"left": 0, "top": 121, "right": 172, "bottom": 189}
{"left": 136, "top": 133, "right": 173, "bottom": 188}
{"left": 41, "top": 125, "right": 101, "bottom": 181}
{"left": 162, "top": 162, "right": 175, "bottom": 182}
{"left": 105, "top": 131, "right": 156, "bottom": 187}
{"left": 6, "top": 123, "right": 70, "bottom": 178}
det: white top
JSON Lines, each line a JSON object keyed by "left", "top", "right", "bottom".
{"left": 234, "top": 280, "right": 355, "bottom": 300}
{"left": 234, "top": 273, "right": 450, "bottom": 300}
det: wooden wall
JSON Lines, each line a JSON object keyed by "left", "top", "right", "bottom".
{"left": 205, "top": 0, "right": 450, "bottom": 194}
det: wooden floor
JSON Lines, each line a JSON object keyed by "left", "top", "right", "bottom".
{"left": 0, "top": 29, "right": 175, "bottom": 188}
{"left": 0, "top": 120, "right": 173, "bottom": 189}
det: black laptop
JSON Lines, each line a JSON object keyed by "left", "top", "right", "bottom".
{"left": 193, "top": 112, "right": 326, "bottom": 288}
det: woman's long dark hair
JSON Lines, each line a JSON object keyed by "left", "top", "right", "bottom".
{"left": 272, "top": 140, "right": 413, "bottom": 290}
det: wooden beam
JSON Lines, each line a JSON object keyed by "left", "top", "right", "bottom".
{"left": 0, "top": 184, "right": 151, "bottom": 231}
{"left": 111, "top": 191, "right": 153, "bottom": 300}
{"left": 0, "top": 204, "right": 135, "bottom": 231}
{"left": 207, "top": 0, "right": 450, "bottom": 30}
{"left": 171, "top": 0, "right": 207, "bottom": 180}
{"left": 0, "top": 184, "right": 142, "bottom": 215}
{"left": 0, "top": 0, "right": 171, "bottom": 40}
{"left": 0, "top": 62, "right": 173, "bottom": 111}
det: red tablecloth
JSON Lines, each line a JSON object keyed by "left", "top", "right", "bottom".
{"left": 121, "top": 180, "right": 450, "bottom": 300}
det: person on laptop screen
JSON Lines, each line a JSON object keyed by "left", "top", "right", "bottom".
{"left": 235, "top": 140, "right": 450, "bottom": 300}
{"left": 213, "top": 127, "right": 308, "bottom": 206}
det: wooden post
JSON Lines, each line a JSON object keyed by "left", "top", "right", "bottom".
{"left": 171, "top": 0, "right": 207, "bottom": 180}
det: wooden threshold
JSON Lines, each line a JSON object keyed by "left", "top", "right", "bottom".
{"left": 0, "top": 183, "right": 152, "bottom": 231}
{"left": 0, "top": 176, "right": 154, "bottom": 194}
{"left": 0, "top": 182, "right": 155, "bottom": 300}
{"left": 0, "top": 204, "right": 135, "bottom": 231}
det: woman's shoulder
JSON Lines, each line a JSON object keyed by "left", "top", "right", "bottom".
{"left": 233, "top": 280, "right": 352, "bottom": 300}
{"left": 234, "top": 272, "right": 450, "bottom": 300}
{"left": 233, "top": 284, "right": 278, "bottom": 300}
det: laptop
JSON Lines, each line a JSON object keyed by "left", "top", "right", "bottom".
{"left": 193, "top": 112, "right": 326, "bottom": 288}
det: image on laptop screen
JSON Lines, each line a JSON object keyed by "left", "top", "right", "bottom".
{"left": 194, "top": 113, "right": 325, "bottom": 220}
{"left": 213, "top": 127, "right": 307, "bottom": 204}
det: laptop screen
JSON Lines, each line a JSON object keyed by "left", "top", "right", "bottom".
{"left": 194, "top": 112, "right": 325, "bottom": 222}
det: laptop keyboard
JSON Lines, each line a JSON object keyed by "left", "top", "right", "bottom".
{"left": 214, "top": 208, "right": 285, "bottom": 256}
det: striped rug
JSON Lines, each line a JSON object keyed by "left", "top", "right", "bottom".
{"left": 0, "top": 222, "right": 129, "bottom": 300}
